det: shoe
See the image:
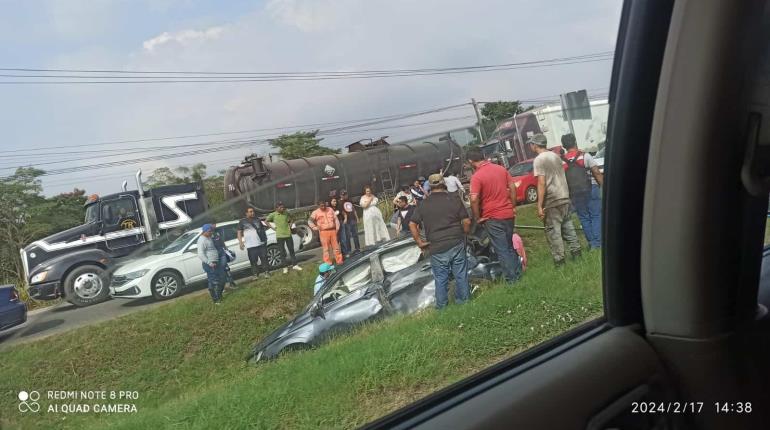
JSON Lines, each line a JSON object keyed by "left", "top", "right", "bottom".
{"left": 571, "top": 250, "right": 583, "bottom": 260}
{"left": 214, "top": 301, "right": 221, "bottom": 305}
{"left": 554, "top": 259, "right": 566, "bottom": 267}
{"left": 292, "top": 265, "right": 303, "bottom": 271}
{"left": 283, "top": 268, "right": 289, "bottom": 274}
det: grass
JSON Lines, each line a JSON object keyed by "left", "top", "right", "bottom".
{"left": 0, "top": 205, "right": 602, "bottom": 430}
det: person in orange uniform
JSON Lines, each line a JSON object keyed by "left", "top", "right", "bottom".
{"left": 309, "top": 199, "right": 344, "bottom": 265}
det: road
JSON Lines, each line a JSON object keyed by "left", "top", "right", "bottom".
{"left": 0, "top": 234, "right": 366, "bottom": 350}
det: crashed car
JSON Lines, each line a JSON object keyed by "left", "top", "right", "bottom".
{"left": 246, "top": 235, "right": 500, "bottom": 363}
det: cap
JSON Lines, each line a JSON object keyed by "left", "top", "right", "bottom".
{"left": 527, "top": 133, "right": 548, "bottom": 147}
{"left": 428, "top": 173, "right": 445, "bottom": 186}
{"left": 201, "top": 224, "right": 214, "bottom": 233}
{"left": 319, "top": 263, "right": 335, "bottom": 274}
{"left": 418, "top": 176, "right": 426, "bottom": 181}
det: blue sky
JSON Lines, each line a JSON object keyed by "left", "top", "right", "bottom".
{"left": 0, "top": 0, "right": 622, "bottom": 195}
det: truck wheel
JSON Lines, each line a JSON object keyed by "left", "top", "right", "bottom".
{"left": 525, "top": 186, "right": 538, "bottom": 203}
{"left": 293, "top": 221, "right": 318, "bottom": 248}
{"left": 151, "top": 271, "right": 184, "bottom": 300}
{"left": 64, "top": 265, "right": 110, "bottom": 307}
{"left": 266, "top": 244, "right": 283, "bottom": 268}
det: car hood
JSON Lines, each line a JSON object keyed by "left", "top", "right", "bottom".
{"left": 114, "top": 252, "right": 181, "bottom": 275}
{"left": 252, "top": 311, "right": 308, "bottom": 352}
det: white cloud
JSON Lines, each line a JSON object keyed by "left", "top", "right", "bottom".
{"left": 266, "top": 0, "right": 352, "bottom": 32}
{"left": 143, "top": 26, "right": 225, "bottom": 52}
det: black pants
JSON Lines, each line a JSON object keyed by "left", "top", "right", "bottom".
{"left": 277, "top": 237, "right": 296, "bottom": 266}
{"left": 247, "top": 245, "right": 268, "bottom": 275}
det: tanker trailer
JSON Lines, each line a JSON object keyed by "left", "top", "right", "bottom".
{"left": 223, "top": 138, "right": 464, "bottom": 245}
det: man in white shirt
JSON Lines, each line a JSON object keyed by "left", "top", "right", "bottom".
{"left": 237, "top": 207, "right": 270, "bottom": 279}
{"left": 443, "top": 172, "right": 464, "bottom": 198}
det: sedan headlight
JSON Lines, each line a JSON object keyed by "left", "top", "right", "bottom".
{"left": 30, "top": 271, "right": 47, "bottom": 284}
{"left": 122, "top": 269, "right": 150, "bottom": 280}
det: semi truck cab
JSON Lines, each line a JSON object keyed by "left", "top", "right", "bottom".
{"left": 22, "top": 171, "right": 207, "bottom": 307}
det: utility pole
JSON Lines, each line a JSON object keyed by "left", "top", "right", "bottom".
{"left": 471, "top": 98, "right": 485, "bottom": 142}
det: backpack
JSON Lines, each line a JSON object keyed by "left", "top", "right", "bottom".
{"left": 563, "top": 151, "right": 592, "bottom": 195}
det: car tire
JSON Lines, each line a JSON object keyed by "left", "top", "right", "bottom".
{"left": 525, "top": 186, "right": 538, "bottom": 203}
{"left": 64, "top": 265, "right": 110, "bottom": 307}
{"left": 293, "top": 220, "right": 318, "bottom": 248}
{"left": 150, "top": 271, "right": 184, "bottom": 301}
{"left": 266, "top": 244, "right": 283, "bottom": 269}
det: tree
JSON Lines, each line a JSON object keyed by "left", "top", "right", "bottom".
{"left": 175, "top": 163, "right": 207, "bottom": 183}
{"left": 269, "top": 130, "right": 340, "bottom": 160}
{"left": 146, "top": 167, "right": 183, "bottom": 188}
{"left": 481, "top": 101, "right": 527, "bottom": 122}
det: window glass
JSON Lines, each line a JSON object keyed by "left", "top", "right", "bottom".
{"left": 101, "top": 197, "right": 138, "bottom": 226}
{"left": 381, "top": 245, "right": 422, "bottom": 273}
{"left": 221, "top": 225, "right": 238, "bottom": 242}
{"left": 322, "top": 263, "right": 372, "bottom": 304}
{"left": 0, "top": 2, "right": 620, "bottom": 429}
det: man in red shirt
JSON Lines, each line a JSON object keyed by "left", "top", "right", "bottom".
{"left": 309, "top": 199, "right": 344, "bottom": 265}
{"left": 467, "top": 147, "right": 521, "bottom": 283}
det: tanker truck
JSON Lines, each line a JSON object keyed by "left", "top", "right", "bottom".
{"left": 223, "top": 137, "right": 465, "bottom": 246}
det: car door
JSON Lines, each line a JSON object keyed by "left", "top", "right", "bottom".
{"left": 314, "top": 257, "right": 385, "bottom": 342}
{"left": 378, "top": 243, "right": 435, "bottom": 314}
{"left": 181, "top": 233, "right": 206, "bottom": 283}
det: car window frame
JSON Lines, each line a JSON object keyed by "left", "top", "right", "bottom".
{"left": 316, "top": 255, "right": 382, "bottom": 307}
{"left": 183, "top": 233, "right": 202, "bottom": 253}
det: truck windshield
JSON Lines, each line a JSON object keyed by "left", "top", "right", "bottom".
{"left": 161, "top": 231, "right": 199, "bottom": 254}
{"left": 84, "top": 204, "right": 99, "bottom": 224}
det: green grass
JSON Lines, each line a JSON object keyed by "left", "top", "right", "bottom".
{"left": 0, "top": 205, "right": 602, "bottom": 430}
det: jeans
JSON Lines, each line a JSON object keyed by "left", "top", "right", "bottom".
{"left": 247, "top": 245, "right": 268, "bottom": 276}
{"left": 201, "top": 262, "right": 221, "bottom": 302}
{"left": 430, "top": 241, "right": 471, "bottom": 309}
{"left": 338, "top": 226, "right": 350, "bottom": 256}
{"left": 571, "top": 184, "right": 602, "bottom": 248}
{"left": 344, "top": 223, "right": 361, "bottom": 252}
{"left": 277, "top": 237, "right": 296, "bottom": 266}
{"left": 485, "top": 218, "right": 522, "bottom": 283}
{"left": 217, "top": 253, "right": 232, "bottom": 288}
{"left": 544, "top": 203, "right": 581, "bottom": 262}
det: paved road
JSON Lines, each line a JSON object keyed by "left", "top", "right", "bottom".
{"left": 0, "top": 235, "right": 362, "bottom": 350}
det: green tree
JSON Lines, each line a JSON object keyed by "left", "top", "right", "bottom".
{"left": 269, "top": 130, "right": 340, "bottom": 160}
{"left": 176, "top": 163, "right": 207, "bottom": 183}
{"left": 146, "top": 167, "right": 183, "bottom": 188}
{"left": 481, "top": 101, "right": 527, "bottom": 122}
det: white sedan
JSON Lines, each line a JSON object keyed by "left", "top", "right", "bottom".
{"left": 110, "top": 220, "right": 302, "bottom": 301}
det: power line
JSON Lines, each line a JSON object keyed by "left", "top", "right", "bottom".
{"left": 0, "top": 103, "right": 470, "bottom": 155}
{"left": 0, "top": 55, "right": 613, "bottom": 85}
{"left": 4, "top": 115, "right": 477, "bottom": 179}
{"left": 0, "top": 51, "right": 612, "bottom": 76}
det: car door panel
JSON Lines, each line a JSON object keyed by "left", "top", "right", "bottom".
{"left": 385, "top": 263, "right": 436, "bottom": 314}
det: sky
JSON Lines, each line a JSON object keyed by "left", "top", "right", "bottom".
{"left": 0, "top": 0, "right": 622, "bottom": 196}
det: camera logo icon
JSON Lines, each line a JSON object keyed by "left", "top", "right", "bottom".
{"left": 18, "top": 391, "right": 40, "bottom": 413}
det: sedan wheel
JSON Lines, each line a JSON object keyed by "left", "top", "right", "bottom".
{"left": 151, "top": 271, "right": 183, "bottom": 300}
{"left": 266, "top": 245, "right": 283, "bottom": 268}
{"left": 525, "top": 186, "right": 538, "bottom": 203}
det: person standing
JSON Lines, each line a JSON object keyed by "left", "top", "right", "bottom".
{"left": 360, "top": 186, "right": 391, "bottom": 246}
{"left": 309, "top": 199, "right": 344, "bottom": 265}
{"left": 443, "top": 171, "right": 464, "bottom": 199}
{"left": 410, "top": 179, "right": 426, "bottom": 203}
{"left": 238, "top": 207, "right": 270, "bottom": 279}
{"left": 266, "top": 202, "right": 302, "bottom": 274}
{"left": 467, "top": 147, "right": 522, "bottom": 283}
{"left": 197, "top": 224, "right": 222, "bottom": 304}
{"left": 409, "top": 174, "right": 472, "bottom": 309}
{"left": 339, "top": 190, "right": 361, "bottom": 256}
{"left": 211, "top": 223, "right": 236, "bottom": 290}
{"left": 394, "top": 196, "right": 416, "bottom": 238}
{"left": 560, "top": 133, "right": 604, "bottom": 249}
{"left": 396, "top": 185, "right": 416, "bottom": 206}
{"left": 329, "top": 197, "right": 350, "bottom": 257}
{"left": 529, "top": 133, "right": 581, "bottom": 265}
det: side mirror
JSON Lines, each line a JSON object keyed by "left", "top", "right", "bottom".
{"left": 310, "top": 302, "right": 326, "bottom": 319}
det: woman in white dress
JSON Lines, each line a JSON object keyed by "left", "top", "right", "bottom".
{"left": 360, "top": 186, "right": 391, "bottom": 246}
